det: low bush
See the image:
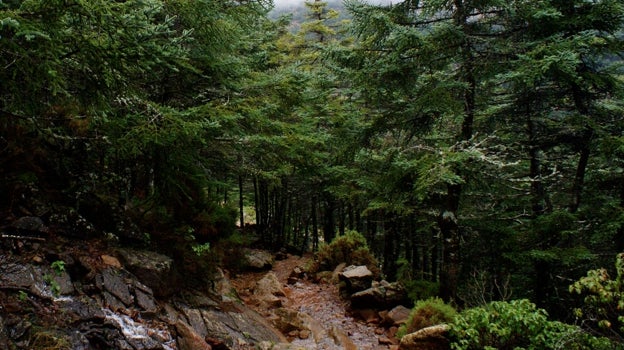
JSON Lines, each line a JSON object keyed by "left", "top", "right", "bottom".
{"left": 449, "top": 299, "right": 615, "bottom": 350}
{"left": 311, "top": 230, "right": 379, "bottom": 276}
{"left": 397, "top": 297, "right": 456, "bottom": 338}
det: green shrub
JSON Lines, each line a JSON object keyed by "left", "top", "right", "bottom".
{"left": 311, "top": 230, "right": 379, "bottom": 275}
{"left": 397, "top": 297, "right": 456, "bottom": 338}
{"left": 396, "top": 258, "right": 440, "bottom": 302}
{"left": 449, "top": 299, "right": 615, "bottom": 350}
{"left": 570, "top": 253, "right": 624, "bottom": 340}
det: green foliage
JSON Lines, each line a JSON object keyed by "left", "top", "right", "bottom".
{"left": 449, "top": 299, "right": 614, "bottom": 350}
{"left": 311, "top": 230, "right": 378, "bottom": 274}
{"left": 29, "top": 330, "right": 71, "bottom": 350}
{"left": 403, "top": 280, "right": 440, "bottom": 304}
{"left": 51, "top": 260, "right": 65, "bottom": 276}
{"left": 396, "top": 258, "right": 440, "bottom": 302}
{"left": 397, "top": 297, "right": 456, "bottom": 339}
{"left": 570, "top": 253, "right": 624, "bottom": 340}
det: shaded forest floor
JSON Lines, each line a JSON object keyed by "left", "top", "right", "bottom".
{"left": 230, "top": 254, "right": 397, "bottom": 349}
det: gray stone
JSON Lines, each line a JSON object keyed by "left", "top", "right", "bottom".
{"left": 244, "top": 249, "right": 274, "bottom": 270}
{"left": 399, "top": 324, "right": 450, "bottom": 350}
{"left": 116, "top": 248, "right": 176, "bottom": 297}
{"left": 351, "top": 280, "right": 408, "bottom": 309}
{"left": 96, "top": 268, "right": 133, "bottom": 306}
{"left": 339, "top": 265, "right": 373, "bottom": 294}
{"left": 10, "top": 216, "right": 47, "bottom": 233}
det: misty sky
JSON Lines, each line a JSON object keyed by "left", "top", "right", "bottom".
{"left": 273, "top": 0, "right": 395, "bottom": 8}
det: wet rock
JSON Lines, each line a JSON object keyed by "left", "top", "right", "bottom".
{"left": 56, "top": 296, "right": 106, "bottom": 323}
{"left": 399, "top": 324, "right": 450, "bottom": 350}
{"left": 95, "top": 268, "right": 133, "bottom": 306}
{"left": 0, "top": 263, "right": 54, "bottom": 299}
{"left": 9, "top": 216, "right": 47, "bottom": 234}
{"left": 135, "top": 288, "right": 158, "bottom": 314}
{"left": 48, "top": 267, "right": 75, "bottom": 295}
{"left": 6, "top": 317, "right": 30, "bottom": 340}
{"left": 116, "top": 248, "right": 176, "bottom": 297}
{"left": 0, "top": 315, "right": 9, "bottom": 350}
{"left": 339, "top": 265, "right": 373, "bottom": 294}
{"left": 244, "top": 249, "right": 274, "bottom": 270}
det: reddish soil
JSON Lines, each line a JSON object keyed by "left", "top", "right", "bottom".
{"left": 230, "top": 254, "right": 398, "bottom": 350}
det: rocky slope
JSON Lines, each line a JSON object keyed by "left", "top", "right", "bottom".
{"left": 0, "top": 232, "right": 287, "bottom": 350}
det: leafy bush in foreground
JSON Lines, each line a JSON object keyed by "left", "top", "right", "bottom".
{"left": 449, "top": 299, "right": 614, "bottom": 350}
{"left": 570, "top": 253, "right": 624, "bottom": 341}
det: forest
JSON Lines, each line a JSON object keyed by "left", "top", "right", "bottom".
{"left": 1, "top": 0, "right": 624, "bottom": 347}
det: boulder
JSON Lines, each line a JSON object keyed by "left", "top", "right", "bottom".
{"left": 9, "top": 216, "right": 48, "bottom": 234}
{"left": 339, "top": 265, "right": 373, "bottom": 294}
{"left": 270, "top": 308, "right": 307, "bottom": 335}
{"left": 399, "top": 324, "right": 450, "bottom": 350}
{"left": 175, "top": 320, "right": 212, "bottom": 350}
{"left": 254, "top": 272, "right": 285, "bottom": 309}
{"left": 95, "top": 268, "right": 133, "bottom": 307}
{"left": 244, "top": 249, "right": 274, "bottom": 270}
{"left": 350, "top": 280, "right": 408, "bottom": 309}
{"left": 382, "top": 305, "right": 411, "bottom": 327}
{"left": 116, "top": 248, "right": 176, "bottom": 297}
{"left": 287, "top": 266, "right": 305, "bottom": 285}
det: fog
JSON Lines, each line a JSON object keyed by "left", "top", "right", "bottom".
{"left": 273, "top": 0, "right": 396, "bottom": 9}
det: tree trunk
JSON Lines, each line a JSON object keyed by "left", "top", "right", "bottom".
{"left": 439, "top": 183, "right": 462, "bottom": 302}
{"left": 238, "top": 174, "right": 244, "bottom": 228}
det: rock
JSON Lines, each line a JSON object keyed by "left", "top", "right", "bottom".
{"left": 399, "top": 324, "right": 450, "bottom": 350}
{"left": 339, "top": 265, "right": 373, "bottom": 294}
{"left": 175, "top": 320, "right": 212, "bottom": 350}
{"left": 101, "top": 255, "right": 122, "bottom": 268}
{"left": 56, "top": 296, "right": 106, "bottom": 323}
{"left": 9, "top": 216, "right": 47, "bottom": 234}
{"left": 379, "top": 336, "right": 396, "bottom": 345}
{"left": 287, "top": 266, "right": 305, "bottom": 284}
{"left": 95, "top": 268, "right": 133, "bottom": 306}
{"left": 351, "top": 280, "right": 408, "bottom": 309}
{"left": 328, "top": 326, "right": 358, "bottom": 350}
{"left": 354, "top": 308, "right": 381, "bottom": 324}
{"left": 116, "top": 248, "right": 176, "bottom": 297}
{"left": 254, "top": 272, "right": 285, "bottom": 309}
{"left": 135, "top": 288, "right": 158, "bottom": 314}
{"left": 244, "top": 249, "right": 274, "bottom": 270}
{"left": 299, "top": 329, "right": 311, "bottom": 339}
{"left": 332, "top": 262, "right": 347, "bottom": 283}
{"left": 271, "top": 308, "right": 306, "bottom": 334}
{"left": 0, "top": 263, "right": 52, "bottom": 299}
{"left": 213, "top": 268, "right": 237, "bottom": 301}
{"left": 382, "top": 305, "right": 411, "bottom": 327}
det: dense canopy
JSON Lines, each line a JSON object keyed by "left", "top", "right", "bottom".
{"left": 1, "top": 0, "right": 624, "bottom": 345}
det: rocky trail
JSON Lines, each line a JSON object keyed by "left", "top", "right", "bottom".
{"left": 230, "top": 253, "right": 399, "bottom": 350}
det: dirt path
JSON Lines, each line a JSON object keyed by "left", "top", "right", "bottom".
{"left": 230, "top": 254, "right": 396, "bottom": 350}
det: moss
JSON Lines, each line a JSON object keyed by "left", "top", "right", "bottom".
{"left": 397, "top": 297, "right": 456, "bottom": 339}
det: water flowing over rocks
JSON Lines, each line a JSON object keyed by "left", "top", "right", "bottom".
{"left": 0, "top": 237, "right": 291, "bottom": 350}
